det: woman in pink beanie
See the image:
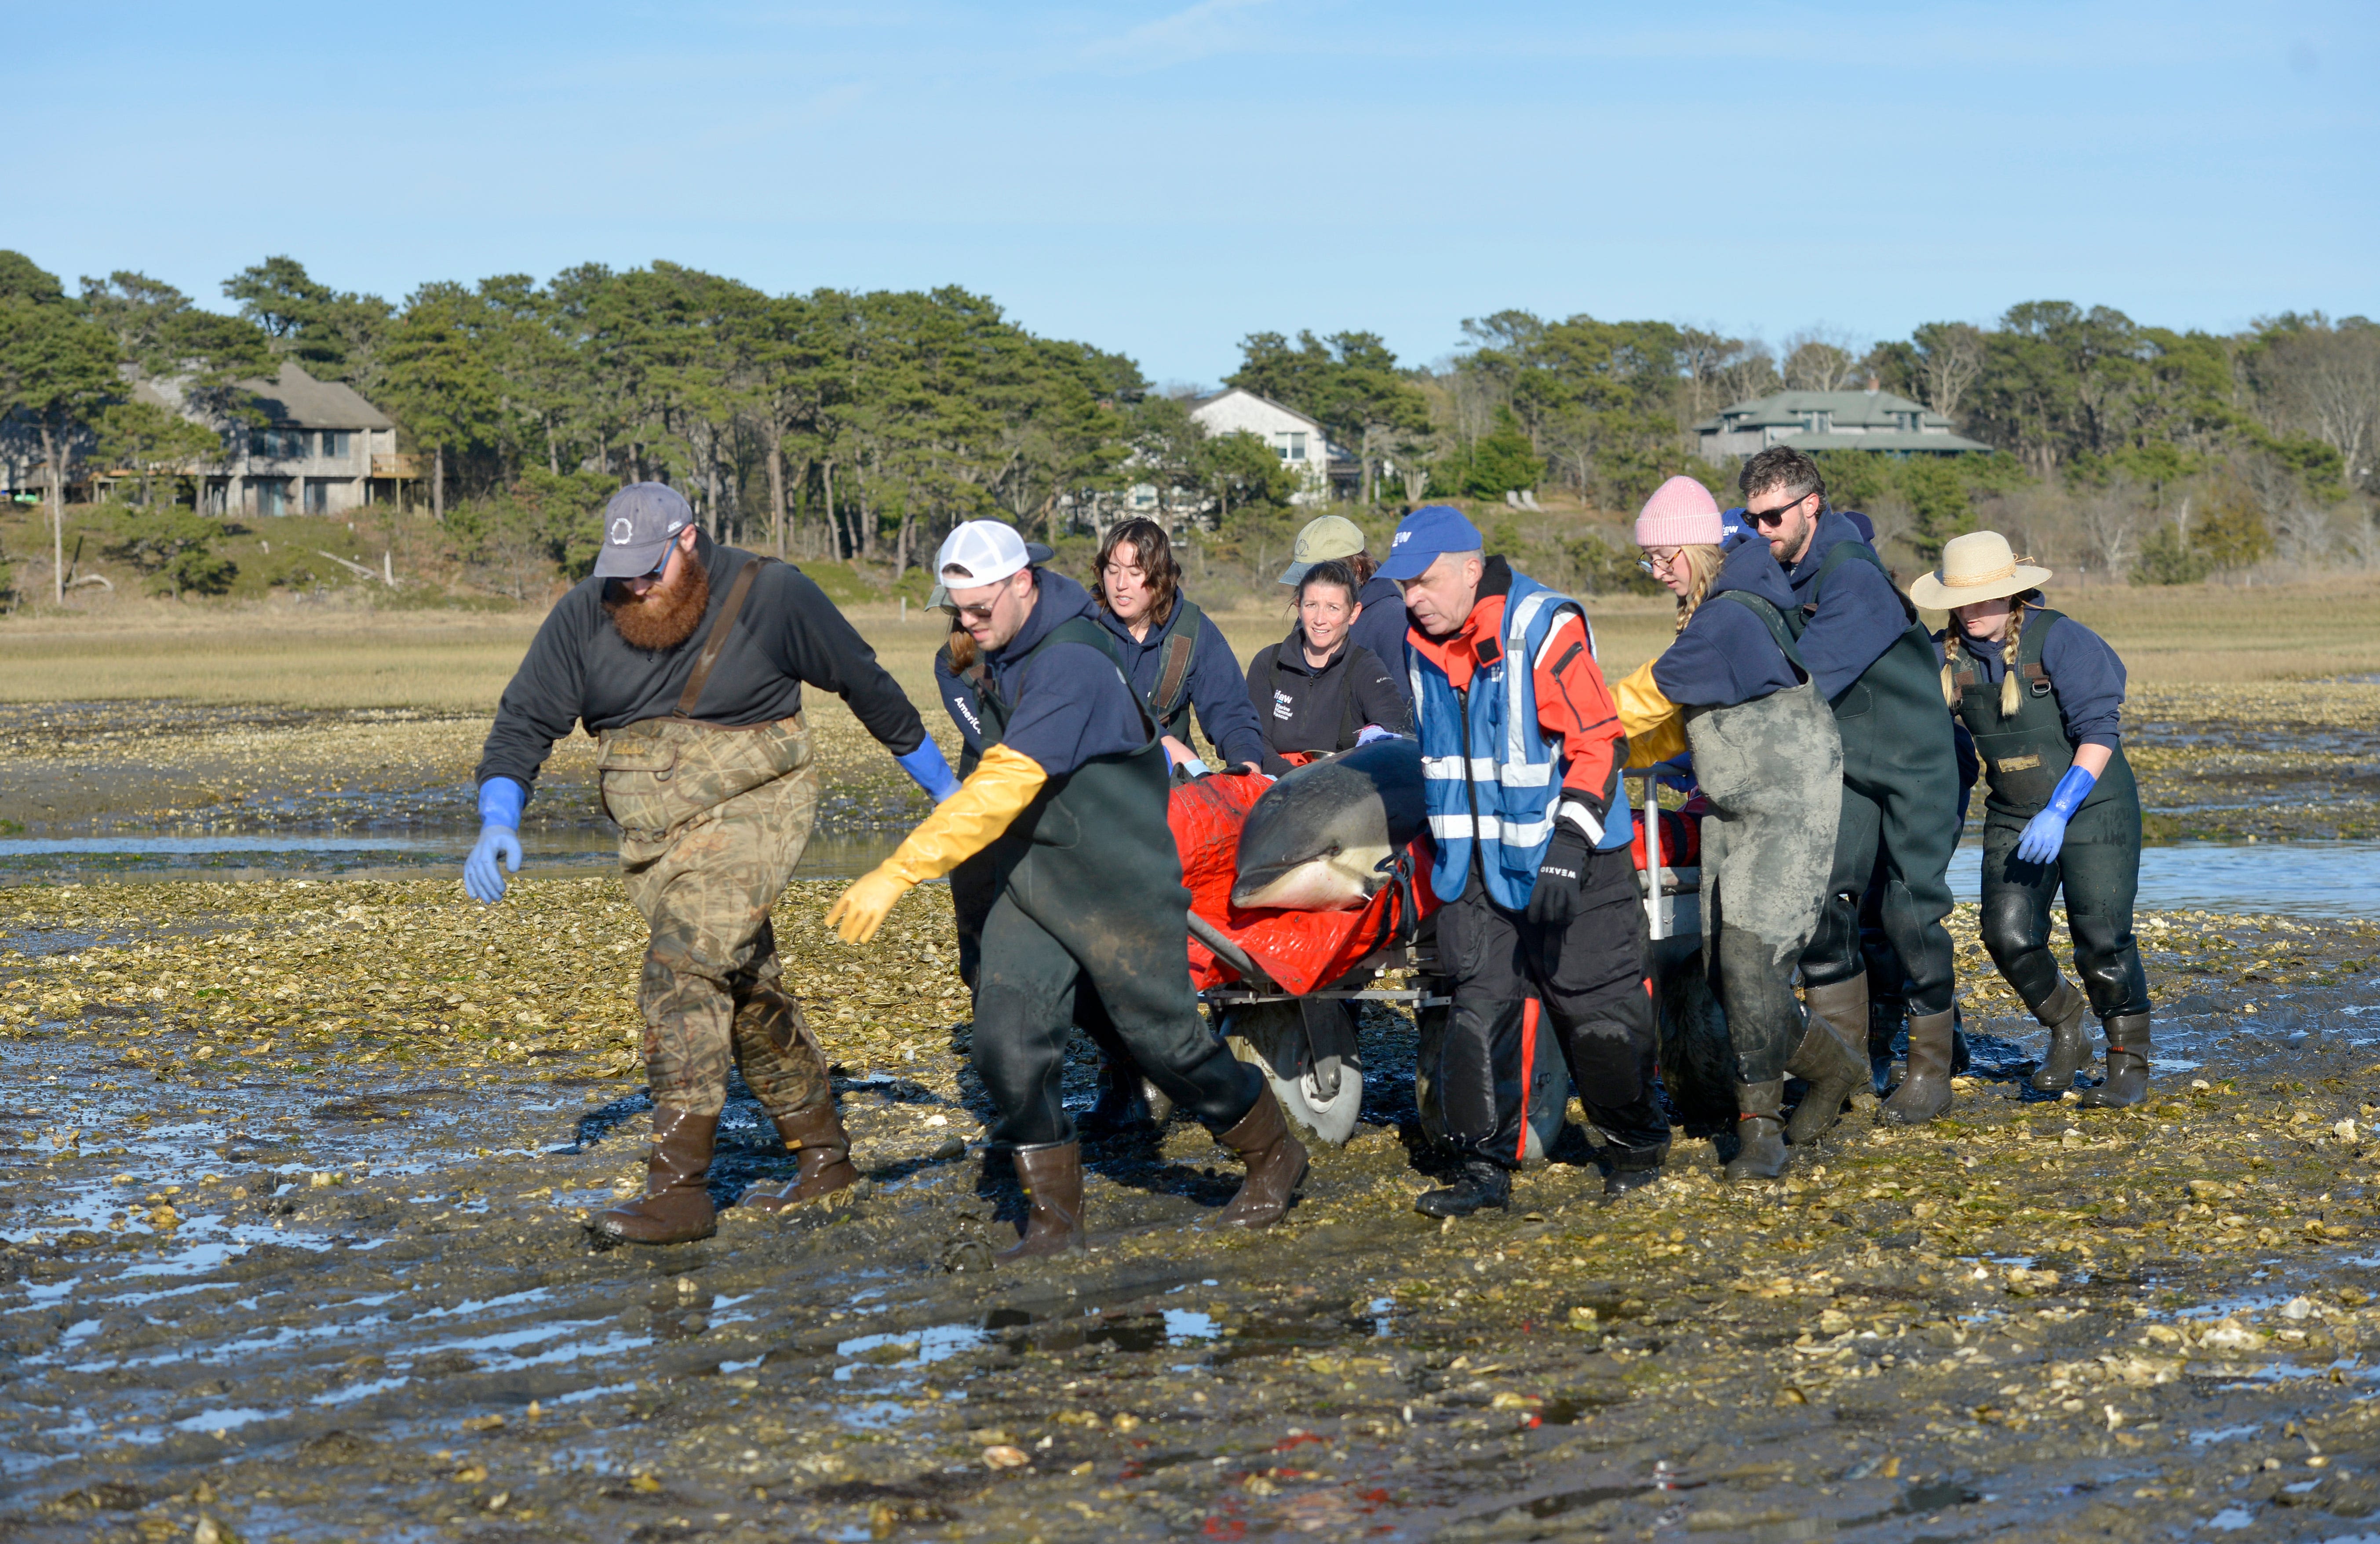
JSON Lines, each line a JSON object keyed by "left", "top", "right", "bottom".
{"left": 1615, "top": 472, "right": 1862, "bottom": 1180}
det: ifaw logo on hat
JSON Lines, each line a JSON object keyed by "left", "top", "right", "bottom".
{"left": 1392, "top": 531, "right": 1411, "bottom": 545}
{"left": 609, "top": 517, "right": 634, "bottom": 545}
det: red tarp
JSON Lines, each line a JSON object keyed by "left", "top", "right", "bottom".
{"left": 1169, "top": 772, "right": 1435, "bottom": 996}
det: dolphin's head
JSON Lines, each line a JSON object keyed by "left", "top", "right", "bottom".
{"left": 1230, "top": 739, "right": 1424, "bottom": 911}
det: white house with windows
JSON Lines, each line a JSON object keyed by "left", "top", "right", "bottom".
{"left": 1188, "top": 387, "right": 1356, "bottom": 503}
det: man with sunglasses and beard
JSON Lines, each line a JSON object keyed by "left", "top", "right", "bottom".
{"left": 1737, "top": 446, "right": 1964, "bottom": 1129}
{"left": 468, "top": 483, "right": 961, "bottom": 1247}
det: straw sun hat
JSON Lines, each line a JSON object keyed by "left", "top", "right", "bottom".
{"left": 1907, "top": 530, "right": 2053, "bottom": 610}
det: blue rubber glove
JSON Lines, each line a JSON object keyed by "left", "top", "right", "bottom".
{"left": 1355, "top": 725, "right": 1401, "bottom": 747}
{"left": 1653, "top": 752, "right": 1697, "bottom": 794}
{"left": 896, "top": 741, "right": 962, "bottom": 804}
{"left": 2015, "top": 764, "right": 2096, "bottom": 864}
{"left": 465, "top": 778, "right": 526, "bottom": 903}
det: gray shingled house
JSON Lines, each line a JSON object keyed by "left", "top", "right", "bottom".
{"left": 97, "top": 362, "right": 415, "bottom": 516}
{"left": 1695, "top": 387, "right": 1992, "bottom": 461}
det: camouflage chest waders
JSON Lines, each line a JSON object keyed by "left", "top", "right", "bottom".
{"left": 597, "top": 563, "right": 833, "bottom": 1129}
{"left": 1951, "top": 609, "right": 2150, "bottom": 1067}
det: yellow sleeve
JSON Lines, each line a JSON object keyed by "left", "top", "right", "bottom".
{"left": 1615, "top": 657, "right": 1688, "bottom": 769}
{"left": 825, "top": 744, "right": 1047, "bottom": 943}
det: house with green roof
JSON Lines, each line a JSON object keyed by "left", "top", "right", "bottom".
{"left": 1695, "top": 386, "right": 1992, "bottom": 461}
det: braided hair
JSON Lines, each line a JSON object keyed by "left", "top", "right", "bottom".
{"left": 1941, "top": 586, "right": 2045, "bottom": 710}
{"left": 1671, "top": 545, "right": 1725, "bottom": 633}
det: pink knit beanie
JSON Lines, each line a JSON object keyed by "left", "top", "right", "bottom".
{"left": 1634, "top": 476, "right": 1724, "bottom": 546}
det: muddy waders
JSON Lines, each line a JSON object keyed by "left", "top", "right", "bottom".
{"left": 1684, "top": 595, "right": 1861, "bottom": 1177}
{"left": 584, "top": 709, "right": 856, "bottom": 1247}
{"left": 1952, "top": 609, "right": 2151, "bottom": 1104}
{"left": 1785, "top": 543, "right": 1963, "bottom": 1127}
{"left": 973, "top": 618, "right": 1303, "bottom": 1253}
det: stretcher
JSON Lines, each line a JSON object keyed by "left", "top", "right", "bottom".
{"left": 1168, "top": 768, "right": 1712, "bottom": 1154}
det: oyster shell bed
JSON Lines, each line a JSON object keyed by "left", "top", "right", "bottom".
{"left": 2, "top": 870, "right": 2378, "bottom": 1542}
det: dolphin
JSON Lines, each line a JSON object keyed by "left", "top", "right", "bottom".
{"left": 1230, "top": 738, "right": 1425, "bottom": 910}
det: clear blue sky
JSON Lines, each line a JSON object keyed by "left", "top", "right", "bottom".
{"left": 20, "top": 1, "right": 2376, "bottom": 384}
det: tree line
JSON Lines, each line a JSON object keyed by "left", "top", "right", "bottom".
{"left": 3, "top": 244, "right": 2375, "bottom": 605}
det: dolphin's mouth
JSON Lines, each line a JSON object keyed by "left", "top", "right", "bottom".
{"left": 1229, "top": 843, "right": 1388, "bottom": 911}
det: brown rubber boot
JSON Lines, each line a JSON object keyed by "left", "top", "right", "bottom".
{"left": 1804, "top": 975, "right": 1871, "bottom": 1090}
{"left": 2078, "top": 1014, "right": 2153, "bottom": 1108}
{"left": 1725, "top": 1081, "right": 1788, "bottom": 1182}
{"left": 740, "top": 1101, "right": 860, "bottom": 1212}
{"left": 1880, "top": 1009, "right": 1957, "bottom": 1125}
{"left": 588, "top": 1107, "right": 718, "bottom": 1248}
{"left": 1215, "top": 1088, "right": 1308, "bottom": 1228}
{"left": 2028, "top": 978, "right": 2093, "bottom": 1092}
{"left": 1784, "top": 1011, "right": 1868, "bottom": 1146}
{"left": 997, "top": 1142, "right": 1086, "bottom": 1261}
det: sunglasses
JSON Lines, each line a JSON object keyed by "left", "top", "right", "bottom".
{"left": 1744, "top": 493, "right": 1813, "bottom": 530}
{"left": 951, "top": 599, "right": 1000, "bottom": 623}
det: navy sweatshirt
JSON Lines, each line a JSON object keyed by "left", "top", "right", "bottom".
{"left": 478, "top": 531, "right": 924, "bottom": 795}
{"left": 1651, "top": 539, "right": 1804, "bottom": 708}
{"left": 1094, "top": 599, "right": 1269, "bottom": 769}
{"left": 1947, "top": 605, "right": 2127, "bottom": 749}
{"left": 1782, "top": 510, "right": 1913, "bottom": 704}
{"left": 979, "top": 570, "right": 1155, "bottom": 777}
{"left": 1349, "top": 573, "right": 1413, "bottom": 706}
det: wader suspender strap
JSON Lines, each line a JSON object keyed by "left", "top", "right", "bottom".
{"left": 1801, "top": 539, "right": 1919, "bottom": 628}
{"left": 1947, "top": 607, "right": 2054, "bottom": 699}
{"left": 1713, "top": 590, "right": 1811, "bottom": 679}
{"left": 1148, "top": 597, "right": 1204, "bottom": 728}
{"left": 673, "top": 556, "right": 769, "bottom": 717}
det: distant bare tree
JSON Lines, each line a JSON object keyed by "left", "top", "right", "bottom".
{"left": 1781, "top": 326, "right": 1861, "bottom": 391}
{"left": 1677, "top": 326, "right": 1764, "bottom": 416}
{"left": 2255, "top": 318, "right": 2380, "bottom": 490}
{"left": 2073, "top": 480, "right": 2148, "bottom": 582}
{"left": 1714, "top": 339, "right": 1779, "bottom": 405}
{"left": 1910, "top": 321, "right": 1987, "bottom": 423}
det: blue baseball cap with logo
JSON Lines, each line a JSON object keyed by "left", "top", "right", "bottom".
{"left": 1378, "top": 504, "right": 1484, "bottom": 582}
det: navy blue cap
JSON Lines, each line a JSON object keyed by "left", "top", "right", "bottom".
{"left": 1379, "top": 504, "right": 1483, "bottom": 581}
{"left": 1841, "top": 509, "right": 1877, "bottom": 543}
{"left": 594, "top": 483, "right": 695, "bottom": 578}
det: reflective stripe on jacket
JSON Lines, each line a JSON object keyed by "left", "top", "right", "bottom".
{"left": 1411, "top": 570, "right": 1633, "bottom": 909}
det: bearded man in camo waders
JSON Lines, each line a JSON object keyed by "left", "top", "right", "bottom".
{"left": 467, "top": 483, "right": 962, "bottom": 1247}
{"left": 1740, "top": 447, "right": 1965, "bottom": 1126}
{"left": 826, "top": 521, "right": 1307, "bottom": 1259}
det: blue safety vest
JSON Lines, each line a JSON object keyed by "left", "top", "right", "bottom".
{"left": 1409, "top": 572, "right": 1633, "bottom": 909}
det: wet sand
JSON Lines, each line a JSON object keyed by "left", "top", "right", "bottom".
{"left": 4, "top": 869, "right": 2380, "bottom": 1542}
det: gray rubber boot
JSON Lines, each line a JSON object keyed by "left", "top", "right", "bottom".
{"left": 1725, "top": 1081, "right": 1788, "bottom": 1182}
{"left": 1880, "top": 1009, "right": 1957, "bottom": 1126}
{"left": 1784, "top": 1012, "right": 1867, "bottom": 1146}
{"left": 2077, "top": 1014, "right": 2153, "bottom": 1109}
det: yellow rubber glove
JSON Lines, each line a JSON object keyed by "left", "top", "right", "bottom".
{"left": 1615, "top": 657, "right": 1688, "bottom": 768}
{"left": 824, "top": 743, "right": 1049, "bottom": 943}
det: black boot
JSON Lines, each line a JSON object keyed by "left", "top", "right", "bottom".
{"left": 1726, "top": 1081, "right": 1787, "bottom": 1182}
{"left": 1783, "top": 1012, "right": 1866, "bottom": 1146}
{"left": 2028, "top": 978, "right": 2093, "bottom": 1092}
{"left": 1414, "top": 1159, "right": 1511, "bottom": 1218}
{"left": 1078, "top": 1055, "right": 1155, "bottom": 1138}
{"left": 1881, "top": 1009, "right": 1957, "bottom": 1125}
{"left": 2078, "top": 1014, "right": 2153, "bottom": 1109}
{"left": 1602, "top": 1142, "right": 1667, "bottom": 1198}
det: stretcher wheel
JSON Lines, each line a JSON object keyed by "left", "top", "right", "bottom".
{"left": 1223, "top": 999, "right": 1364, "bottom": 1147}
{"left": 1412, "top": 990, "right": 1570, "bottom": 1169}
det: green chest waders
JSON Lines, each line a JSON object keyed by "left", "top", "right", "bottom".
{"left": 1950, "top": 610, "right": 2150, "bottom": 1034}
{"left": 969, "top": 618, "right": 1260, "bottom": 1148}
{"left": 1778, "top": 542, "right": 1962, "bottom": 1016}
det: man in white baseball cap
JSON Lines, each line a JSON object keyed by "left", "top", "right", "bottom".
{"left": 827, "top": 520, "right": 1307, "bottom": 1259}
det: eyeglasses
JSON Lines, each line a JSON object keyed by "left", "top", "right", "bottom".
{"left": 1744, "top": 493, "right": 1813, "bottom": 529}
{"left": 1636, "top": 547, "right": 1682, "bottom": 577}
{"left": 951, "top": 600, "right": 1000, "bottom": 623}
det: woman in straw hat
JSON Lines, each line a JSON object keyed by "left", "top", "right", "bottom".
{"left": 1910, "top": 531, "right": 2152, "bottom": 1107}
{"left": 1615, "top": 477, "right": 1867, "bottom": 1179}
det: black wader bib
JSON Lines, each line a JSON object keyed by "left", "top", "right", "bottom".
{"left": 972, "top": 616, "right": 1260, "bottom": 1148}
{"left": 1687, "top": 592, "right": 1843, "bottom": 1085}
{"left": 1952, "top": 609, "right": 2149, "bottom": 1020}
{"left": 1784, "top": 540, "right": 1961, "bottom": 1015}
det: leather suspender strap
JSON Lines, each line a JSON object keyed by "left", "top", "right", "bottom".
{"left": 674, "top": 556, "right": 769, "bottom": 717}
{"left": 1153, "top": 632, "right": 1196, "bottom": 722}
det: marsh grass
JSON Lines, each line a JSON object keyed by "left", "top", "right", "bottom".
{"left": 1, "top": 574, "right": 2374, "bottom": 717}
